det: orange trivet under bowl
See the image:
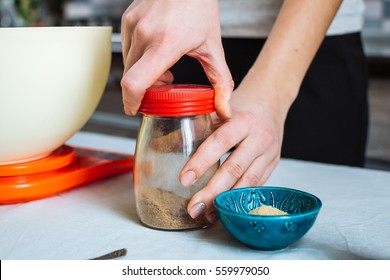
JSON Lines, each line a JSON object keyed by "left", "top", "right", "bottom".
{"left": 0, "top": 145, "right": 133, "bottom": 204}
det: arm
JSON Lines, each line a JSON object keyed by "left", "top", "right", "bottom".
{"left": 243, "top": 0, "right": 342, "bottom": 116}
{"left": 181, "top": 0, "right": 343, "bottom": 221}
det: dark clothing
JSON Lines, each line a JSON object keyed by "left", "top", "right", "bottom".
{"left": 170, "top": 33, "right": 369, "bottom": 167}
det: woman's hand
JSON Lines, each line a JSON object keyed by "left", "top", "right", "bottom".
{"left": 182, "top": 85, "right": 287, "bottom": 223}
{"left": 121, "top": 0, "right": 233, "bottom": 119}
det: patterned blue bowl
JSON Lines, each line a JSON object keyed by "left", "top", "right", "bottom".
{"left": 214, "top": 186, "right": 322, "bottom": 250}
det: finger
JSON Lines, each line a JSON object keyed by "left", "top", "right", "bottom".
{"left": 122, "top": 33, "right": 145, "bottom": 74}
{"left": 186, "top": 143, "right": 269, "bottom": 212}
{"left": 155, "top": 70, "right": 174, "bottom": 85}
{"left": 203, "top": 157, "right": 280, "bottom": 224}
{"left": 122, "top": 70, "right": 173, "bottom": 116}
{"left": 179, "top": 117, "right": 250, "bottom": 187}
{"left": 191, "top": 44, "right": 234, "bottom": 120}
{"left": 121, "top": 23, "right": 130, "bottom": 64}
{"left": 121, "top": 6, "right": 137, "bottom": 65}
{"left": 213, "top": 81, "right": 234, "bottom": 120}
{"left": 123, "top": 40, "right": 174, "bottom": 83}
{"left": 121, "top": 46, "right": 180, "bottom": 115}
{"left": 187, "top": 149, "right": 279, "bottom": 221}
{"left": 197, "top": 140, "right": 260, "bottom": 195}
{"left": 256, "top": 156, "right": 280, "bottom": 186}
{"left": 233, "top": 152, "right": 280, "bottom": 189}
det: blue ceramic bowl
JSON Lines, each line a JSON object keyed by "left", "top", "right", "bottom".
{"left": 214, "top": 186, "right": 322, "bottom": 250}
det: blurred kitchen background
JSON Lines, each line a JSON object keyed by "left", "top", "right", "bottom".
{"left": 1, "top": 0, "right": 390, "bottom": 170}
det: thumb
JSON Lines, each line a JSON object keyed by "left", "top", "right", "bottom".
{"left": 192, "top": 45, "right": 234, "bottom": 120}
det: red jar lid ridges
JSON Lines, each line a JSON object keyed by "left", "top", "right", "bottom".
{"left": 139, "top": 84, "right": 215, "bottom": 116}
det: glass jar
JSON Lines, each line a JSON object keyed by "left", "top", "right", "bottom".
{"left": 134, "top": 84, "right": 219, "bottom": 230}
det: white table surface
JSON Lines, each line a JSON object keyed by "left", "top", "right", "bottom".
{"left": 1, "top": 131, "right": 389, "bottom": 260}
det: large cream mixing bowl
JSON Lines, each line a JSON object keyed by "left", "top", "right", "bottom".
{"left": 0, "top": 26, "right": 112, "bottom": 164}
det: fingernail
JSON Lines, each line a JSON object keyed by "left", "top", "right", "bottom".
{"left": 188, "top": 202, "right": 207, "bottom": 219}
{"left": 180, "top": 170, "right": 197, "bottom": 187}
{"left": 206, "top": 211, "right": 219, "bottom": 224}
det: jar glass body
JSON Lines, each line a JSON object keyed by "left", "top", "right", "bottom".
{"left": 134, "top": 114, "right": 218, "bottom": 230}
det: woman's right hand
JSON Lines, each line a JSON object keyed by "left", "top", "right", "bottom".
{"left": 120, "top": 0, "right": 233, "bottom": 119}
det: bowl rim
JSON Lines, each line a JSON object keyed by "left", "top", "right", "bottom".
{"left": 213, "top": 186, "right": 322, "bottom": 219}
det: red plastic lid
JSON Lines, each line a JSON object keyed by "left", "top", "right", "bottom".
{"left": 138, "top": 84, "right": 215, "bottom": 116}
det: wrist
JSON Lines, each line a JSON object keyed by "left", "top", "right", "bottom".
{"left": 237, "top": 68, "right": 299, "bottom": 123}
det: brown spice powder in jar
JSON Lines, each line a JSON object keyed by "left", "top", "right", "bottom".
{"left": 137, "top": 184, "right": 209, "bottom": 230}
